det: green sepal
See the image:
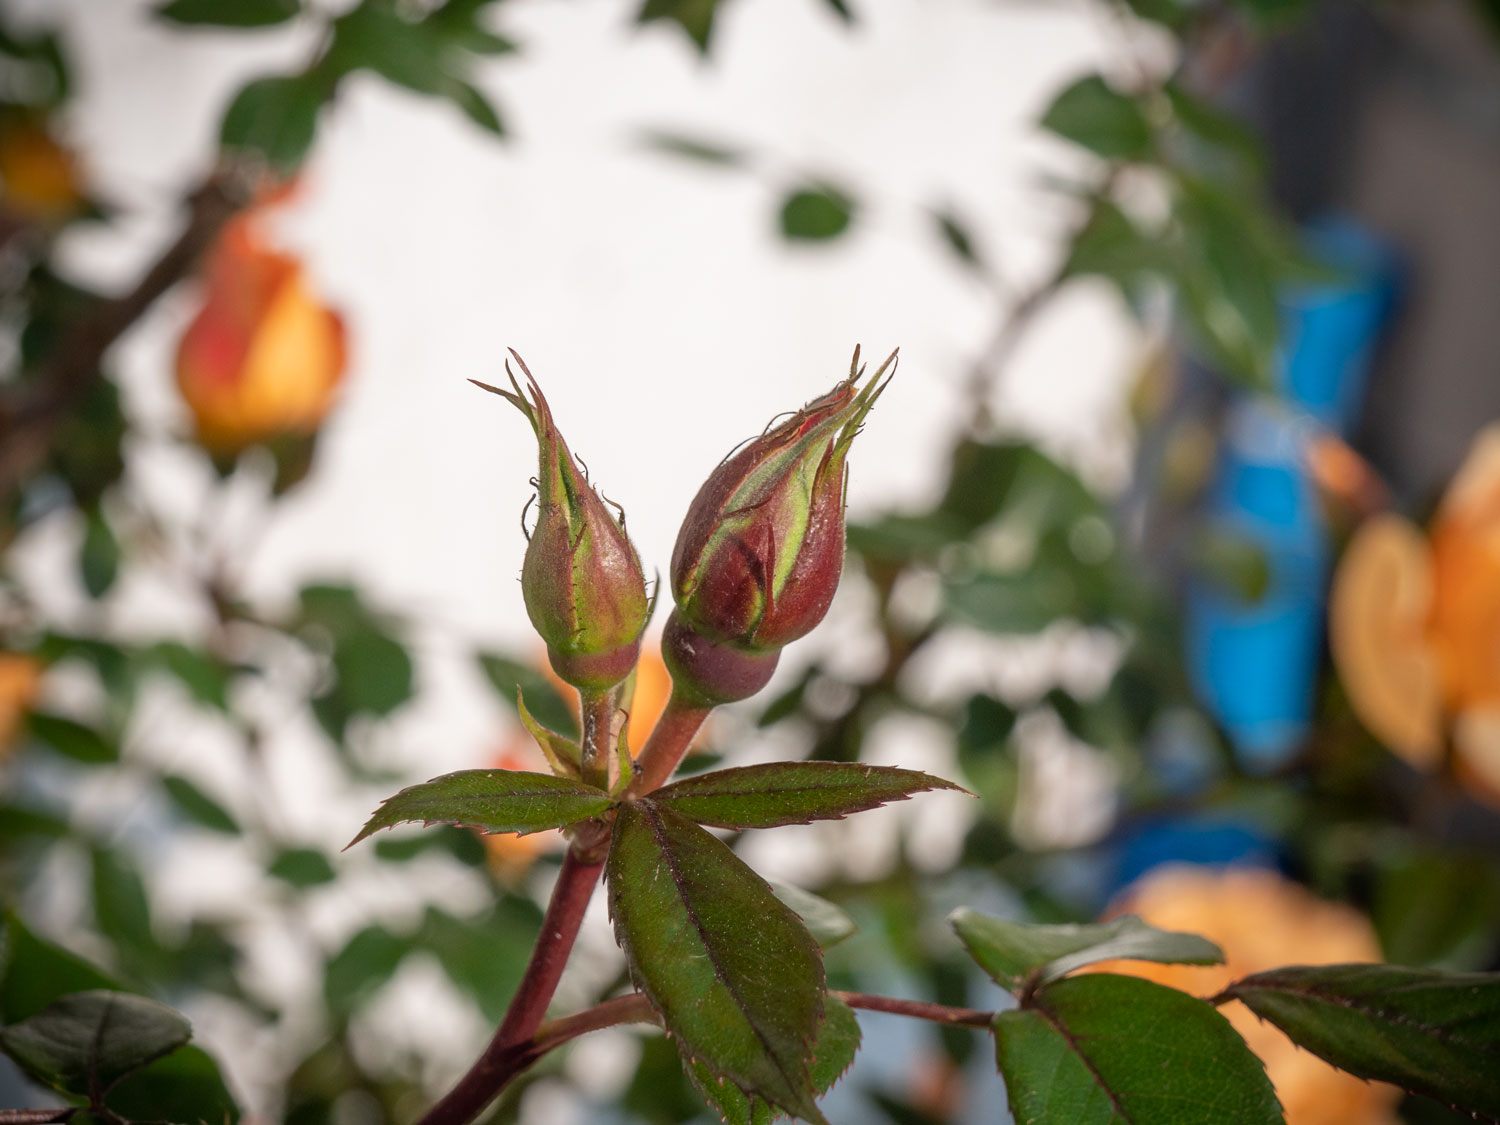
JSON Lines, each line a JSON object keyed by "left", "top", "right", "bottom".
{"left": 517, "top": 688, "right": 582, "bottom": 780}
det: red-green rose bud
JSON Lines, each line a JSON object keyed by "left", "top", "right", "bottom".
{"left": 474, "top": 352, "right": 649, "bottom": 691}
{"left": 670, "top": 347, "right": 896, "bottom": 664}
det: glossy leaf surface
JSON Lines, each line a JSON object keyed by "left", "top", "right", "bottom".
{"left": 0, "top": 990, "right": 190, "bottom": 1096}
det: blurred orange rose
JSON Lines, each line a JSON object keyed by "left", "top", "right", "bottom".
{"left": 1330, "top": 425, "right": 1500, "bottom": 800}
{"left": 0, "top": 117, "right": 84, "bottom": 225}
{"left": 0, "top": 653, "right": 42, "bottom": 762}
{"left": 1094, "top": 865, "right": 1398, "bottom": 1125}
{"left": 482, "top": 642, "right": 677, "bottom": 881}
{"left": 175, "top": 213, "right": 346, "bottom": 458}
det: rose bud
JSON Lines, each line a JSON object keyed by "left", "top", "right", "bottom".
{"left": 474, "top": 352, "right": 649, "bottom": 692}
{"left": 175, "top": 215, "right": 346, "bottom": 470}
{"left": 665, "top": 347, "right": 895, "bottom": 704}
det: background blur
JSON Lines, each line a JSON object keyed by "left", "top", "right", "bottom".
{"left": 2, "top": 0, "right": 1499, "bottom": 1122}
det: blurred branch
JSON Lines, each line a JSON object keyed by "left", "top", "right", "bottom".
{"left": 0, "top": 173, "right": 248, "bottom": 505}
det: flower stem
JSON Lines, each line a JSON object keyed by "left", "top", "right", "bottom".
{"left": 579, "top": 689, "right": 614, "bottom": 791}
{"left": 415, "top": 846, "right": 605, "bottom": 1125}
{"left": 628, "top": 690, "right": 712, "bottom": 796}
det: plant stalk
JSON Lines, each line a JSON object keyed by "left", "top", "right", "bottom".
{"left": 628, "top": 691, "right": 712, "bottom": 796}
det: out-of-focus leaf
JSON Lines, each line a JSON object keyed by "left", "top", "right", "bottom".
{"left": 818, "top": 0, "right": 855, "bottom": 23}
{"left": 1164, "top": 82, "right": 1265, "bottom": 174}
{"left": 324, "top": 925, "right": 409, "bottom": 1014}
{"left": 779, "top": 184, "right": 856, "bottom": 242}
{"left": 640, "top": 129, "right": 747, "bottom": 167}
{"left": 607, "top": 800, "right": 827, "bottom": 1122}
{"left": 652, "top": 762, "right": 967, "bottom": 829}
{"left": 220, "top": 73, "right": 326, "bottom": 173}
{"left": 332, "top": 629, "right": 412, "bottom": 718}
{"left": 421, "top": 899, "right": 540, "bottom": 1022}
{"left": 348, "top": 768, "right": 613, "bottom": 847}
{"left": 0, "top": 991, "right": 190, "bottom": 1097}
{"left": 1375, "top": 847, "right": 1500, "bottom": 969}
{"left": 162, "top": 775, "right": 240, "bottom": 834}
{"left": 268, "top": 847, "right": 338, "bottom": 887}
{"left": 770, "top": 883, "right": 856, "bottom": 948}
{"left": 0, "top": 911, "right": 119, "bottom": 1023}
{"left": 994, "top": 974, "right": 1281, "bottom": 1124}
{"left": 149, "top": 641, "right": 230, "bottom": 710}
{"left": 445, "top": 79, "right": 504, "bottom": 134}
{"left": 932, "top": 206, "right": 985, "bottom": 272}
{"left": 1187, "top": 524, "right": 1271, "bottom": 604}
{"left": 0, "top": 804, "right": 68, "bottom": 841}
{"left": 91, "top": 848, "right": 155, "bottom": 955}
{"left": 951, "top": 909, "right": 1222, "bottom": 993}
{"left": 637, "top": 0, "right": 723, "bottom": 53}
{"left": 1040, "top": 74, "right": 1153, "bottom": 161}
{"left": 157, "top": 0, "right": 299, "bottom": 27}
{"left": 104, "top": 1044, "right": 241, "bottom": 1124}
{"left": 689, "top": 995, "right": 861, "bottom": 1125}
{"left": 372, "top": 824, "right": 488, "bottom": 866}
{"left": 79, "top": 507, "right": 119, "bottom": 599}
{"left": 27, "top": 712, "right": 116, "bottom": 764}
{"left": 477, "top": 652, "right": 579, "bottom": 739}
{"left": 1222, "top": 964, "right": 1500, "bottom": 1117}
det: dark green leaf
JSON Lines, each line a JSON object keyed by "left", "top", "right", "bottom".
{"left": 0, "top": 911, "right": 120, "bottom": 1023}
{"left": 149, "top": 641, "right": 230, "bottom": 710}
{"left": 607, "top": 800, "right": 827, "bottom": 1123}
{"left": 332, "top": 630, "right": 413, "bottom": 718}
{"left": 91, "top": 848, "right": 155, "bottom": 954}
{"left": 689, "top": 995, "right": 861, "bottom": 1125}
{"left": 104, "top": 1044, "right": 241, "bottom": 1124}
{"left": 348, "top": 768, "right": 613, "bottom": 847}
{"left": 324, "top": 925, "right": 409, "bottom": 1014}
{"left": 0, "top": 990, "right": 190, "bottom": 1096}
{"left": 268, "top": 847, "right": 338, "bottom": 887}
{"left": 372, "top": 824, "right": 488, "bottom": 866}
{"left": 770, "top": 883, "right": 856, "bottom": 948}
{"left": 779, "top": 185, "right": 856, "bottom": 242}
{"left": 652, "top": 762, "right": 967, "bottom": 830}
{"left": 157, "top": 0, "right": 299, "bottom": 27}
{"left": 951, "top": 909, "right": 1222, "bottom": 993}
{"left": 330, "top": 2, "right": 449, "bottom": 94}
{"left": 1375, "top": 847, "right": 1500, "bottom": 969}
{"left": 818, "top": 0, "right": 855, "bottom": 23}
{"left": 994, "top": 974, "right": 1281, "bottom": 1124}
{"left": 162, "top": 775, "right": 240, "bottom": 834}
{"left": 220, "top": 74, "right": 326, "bottom": 173}
{"left": 445, "top": 79, "right": 505, "bottom": 135}
{"left": 421, "top": 900, "right": 540, "bottom": 1022}
{"left": 27, "top": 712, "right": 116, "bottom": 764}
{"left": 640, "top": 129, "right": 747, "bottom": 167}
{"left": 637, "top": 0, "right": 723, "bottom": 53}
{"left": 1221, "top": 964, "right": 1500, "bottom": 1117}
{"left": 0, "top": 803, "right": 68, "bottom": 841}
{"left": 79, "top": 507, "right": 119, "bottom": 599}
{"left": 932, "top": 206, "right": 984, "bottom": 272}
{"left": 477, "top": 653, "right": 579, "bottom": 740}
{"left": 1041, "top": 74, "right": 1153, "bottom": 161}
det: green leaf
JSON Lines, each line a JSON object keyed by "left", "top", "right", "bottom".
{"left": 372, "top": 824, "right": 488, "bottom": 866}
{"left": 220, "top": 74, "right": 326, "bottom": 173}
{"left": 348, "top": 768, "right": 613, "bottom": 847}
{"left": 79, "top": 507, "right": 119, "bottom": 599}
{"left": 104, "top": 1044, "right": 241, "bottom": 1124}
{"left": 268, "top": 847, "right": 338, "bottom": 887}
{"left": 162, "top": 775, "right": 240, "bottom": 834}
{"left": 932, "top": 206, "right": 985, "bottom": 272}
{"left": 951, "top": 909, "right": 1222, "bottom": 993}
{"left": 641, "top": 129, "right": 746, "bottom": 167}
{"left": 91, "top": 848, "right": 155, "bottom": 954}
{"left": 517, "top": 689, "right": 582, "bottom": 779}
{"left": 157, "top": 0, "right": 299, "bottom": 27}
{"left": 689, "top": 994, "right": 861, "bottom": 1125}
{"left": 0, "top": 911, "right": 120, "bottom": 1023}
{"left": 1040, "top": 74, "right": 1153, "bottom": 161}
{"left": 421, "top": 900, "right": 540, "bottom": 1022}
{"left": 1221, "top": 964, "right": 1500, "bottom": 1117}
{"left": 779, "top": 185, "right": 856, "bottom": 242}
{"left": 324, "top": 925, "right": 409, "bottom": 1014}
{"left": 149, "top": 641, "right": 230, "bottom": 710}
{"left": 27, "top": 712, "right": 116, "bottom": 764}
{"left": 770, "top": 883, "right": 856, "bottom": 948}
{"left": 1186, "top": 524, "right": 1270, "bottom": 604}
{"left": 994, "top": 974, "right": 1282, "bottom": 1125}
{"left": 637, "top": 0, "right": 723, "bottom": 53}
{"left": 607, "top": 799, "right": 827, "bottom": 1123}
{"left": 477, "top": 652, "right": 579, "bottom": 739}
{"left": 818, "top": 0, "right": 855, "bottom": 23}
{"left": 652, "top": 762, "right": 967, "bottom": 830}
{"left": 445, "top": 79, "right": 505, "bottom": 135}
{"left": 332, "top": 630, "right": 413, "bottom": 718}
{"left": 0, "top": 990, "right": 190, "bottom": 1097}
{"left": 0, "top": 804, "right": 68, "bottom": 840}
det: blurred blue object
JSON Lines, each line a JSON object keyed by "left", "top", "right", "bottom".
{"left": 1109, "top": 815, "right": 1281, "bottom": 896}
{"left": 1186, "top": 217, "right": 1400, "bottom": 771}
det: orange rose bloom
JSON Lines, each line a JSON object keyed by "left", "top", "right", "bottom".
{"left": 0, "top": 653, "right": 42, "bottom": 761}
{"left": 1330, "top": 425, "right": 1500, "bottom": 799}
{"left": 1094, "top": 866, "right": 1398, "bottom": 1125}
{"left": 0, "top": 118, "right": 84, "bottom": 225}
{"left": 175, "top": 214, "right": 346, "bottom": 457}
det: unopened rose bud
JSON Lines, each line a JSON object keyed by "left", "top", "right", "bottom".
{"left": 665, "top": 347, "right": 894, "bottom": 703}
{"left": 175, "top": 215, "right": 346, "bottom": 468}
{"left": 476, "top": 352, "right": 649, "bottom": 692}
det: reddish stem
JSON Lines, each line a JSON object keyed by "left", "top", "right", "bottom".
{"left": 416, "top": 847, "right": 605, "bottom": 1125}
{"left": 837, "top": 991, "right": 994, "bottom": 1028}
{"left": 628, "top": 691, "right": 712, "bottom": 795}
